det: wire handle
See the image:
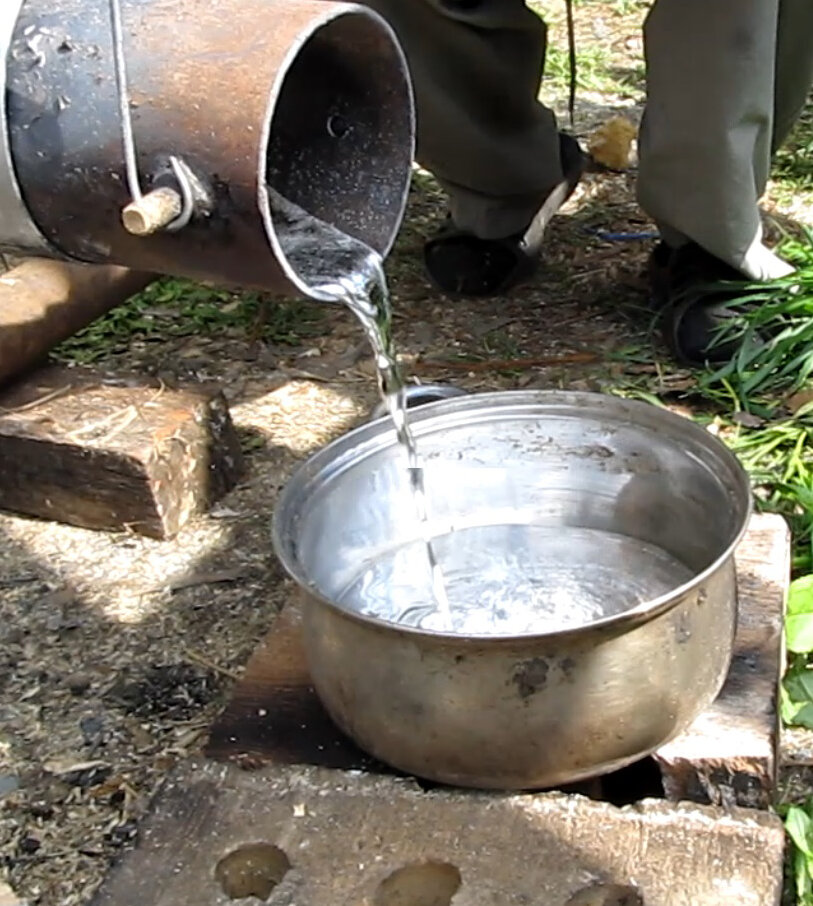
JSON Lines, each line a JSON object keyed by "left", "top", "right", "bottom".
{"left": 108, "top": 0, "right": 193, "bottom": 234}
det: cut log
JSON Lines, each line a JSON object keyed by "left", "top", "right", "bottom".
{"left": 0, "top": 366, "right": 243, "bottom": 538}
{"left": 0, "top": 258, "right": 154, "bottom": 386}
{"left": 94, "top": 518, "right": 789, "bottom": 905}
{"left": 205, "top": 604, "right": 380, "bottom": 772}
{"left": 654, "top": 513, "right": 788, "bottom": 809}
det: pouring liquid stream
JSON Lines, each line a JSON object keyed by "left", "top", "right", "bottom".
{"left": 270, "top": 192, "right": 698, "bottom": 636}
{"left": 271, "top": 190, "right": 453, "bottom": 630}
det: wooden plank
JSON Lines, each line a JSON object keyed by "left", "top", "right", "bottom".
{"left": 206, "top": 514, "right": 788, "bottom": 807}
{"left": 0, "top": 366, "right": 243, "bottom": 539}
{"left": 654, "top": 513, "right": 788, "bottom": 809}
{"left": 90, "top": 757, "right": 785, "bottom": 906}
{"left": 205, "top": 602, "right": 380, "bottom": 773}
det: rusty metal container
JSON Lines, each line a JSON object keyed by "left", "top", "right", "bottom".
{"left": 0, "top": 0, "right": 414, "bottom": 297}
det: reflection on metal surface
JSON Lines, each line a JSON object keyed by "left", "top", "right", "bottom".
{"left": 273, "top": 390, "right": 752, "bottom": 789}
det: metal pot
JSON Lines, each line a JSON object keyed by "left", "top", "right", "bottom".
{"left": 272, "top": 391, "right": 752, "bottom": 789}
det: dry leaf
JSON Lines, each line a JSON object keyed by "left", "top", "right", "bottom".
{"left": 44, "top": 759, "right": 108, "bottom": 776}
{"left": 588, "top": 117, "right": 637, "bottom": 171}
{"left": 787, "top": 390, "right": 813, "bottom": 415}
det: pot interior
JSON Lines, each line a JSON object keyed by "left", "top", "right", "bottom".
{"left": 274, "top": 392, "right": 751, "bottom": 636}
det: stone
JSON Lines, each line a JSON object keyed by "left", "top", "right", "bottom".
{"left": 65, "top": 672, "right": 94, "bottom": 695}
{"left": 0, "top": 775, "right": 19, "bottom": 798}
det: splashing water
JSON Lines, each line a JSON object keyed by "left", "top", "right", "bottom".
{"left": 337, "top": 524, "right": 694, "bottom": 636}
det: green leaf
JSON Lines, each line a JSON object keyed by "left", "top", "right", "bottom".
{"left": 787, "top": 803, "right": 813, "bottom": 904}
{"left": 788, "top": 614, "right": 813, "bottom": 654}
{"left": 785, "top": 801, "right": 813, "bottom": 906}
{"left": 784, "top": 697, "right": 813, "bottom": 730}
{"left": 787, "top": 577, "right": 813, "bottom": 653}
{"left": 789, "top": 575, "right": 813, "bottom": 615}
{"left": 787, "top": 805, "right": 813, "bottom": 856}
{"left": 795, "top": 848, "right": 813, "bottom": 904}
{"left": 784, "top": 663, "right": 813, "bottom": 700}
{"left": 781, "top": 660, "right": 813, "bottom": 727}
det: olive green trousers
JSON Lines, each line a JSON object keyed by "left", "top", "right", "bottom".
{"left": 363, "top": 0, "right": 813, "bottom": 279}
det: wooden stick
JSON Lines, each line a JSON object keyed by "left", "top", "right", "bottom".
{"left": 412, "top": 352, "right": 600, "bottom": 373}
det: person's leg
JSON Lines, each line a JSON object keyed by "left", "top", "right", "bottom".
{"left": 361, "top": 0, "right": 583, "bottom": 295}
{"left": 772, "top": 0, "right": 813, "bottom": 151}
{"left": 638, "top": 0, "right": 790, "bottom": 283}
{"left": 364, "top": 0, "right": 563, "bottom": 238}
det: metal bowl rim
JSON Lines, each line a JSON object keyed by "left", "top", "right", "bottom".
{"left": 272, "top": 390, "right": 753, "bottom": 641}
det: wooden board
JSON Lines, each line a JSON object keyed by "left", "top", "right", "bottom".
{"left": 0, "top": 259, "right": 152, "bottom": 386}
{"left": 0, "top": 366, "right": 243, "bottom": 538}
{"left": 208, "top": 605, "right": 385, "bottom": 772}
{"left": 90, "top": 757, "right": 786, "bottom": 906}
{"left": 207, "top": 513, "right": 789, "bottom": 808}
{"left": 654, "top": 513, "right": 788, "bottom": 808}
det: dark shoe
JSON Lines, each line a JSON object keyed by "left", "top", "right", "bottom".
{"left": 648, "top": 241, "right": 753, "bottom": 364}
{"left": 423, "top": 132, "right": 586, "bottom": 297}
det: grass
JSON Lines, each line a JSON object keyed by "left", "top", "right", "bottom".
{"left": 482, "top": 328, "right": 523, "bottom": 361}
{"left": 773, "top": 106, "right": 813, "bottom": 206}
{"left": 629, "top": 230, "right": 813, "bottom": 570}
{"left": 605, "top": 0, "right": 649, "bottom": 14}
{"left": 610, "top": 218, "right": 813, "bottom": 900}
{"left": 531, "top": 0, "right": 647, "bottom": 105}
{"left": 727, "top": 413, "right": 813, "bottom": 573}
{"left": 543, "top": 43, "right": 644, "bottom": 102}
{"left": 544, "top": 43, "right": 617, "bottom": 95}
{"left": 54, "top": 278, "right": 324, "bottom": 364}
{"left": 695, "top": 231, "right": 813, "bottom": 411}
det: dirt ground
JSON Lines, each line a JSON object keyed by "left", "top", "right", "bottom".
{"left": 0, "top": 4, "right": 806, "bottom": 904}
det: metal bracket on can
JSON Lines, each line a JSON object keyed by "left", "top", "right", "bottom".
{"left": 0, "top": 0, "right": 63, "bottom": 257}
{"left": 108, "top": 0, "right": 197, "bottom": 237}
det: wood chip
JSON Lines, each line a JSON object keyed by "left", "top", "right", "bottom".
{"left": 44, "top": 759, "right": 109, "bottom": 776}
{"left": 167, "top": 568, "right": 253, "bottom": 594}
{"left": 787, "top": 389, "right": 813, "bottom": 415}
{"left": 0, "top": 880, "right": 22, "bottom": 906}
{"left": 731, "top": 411, "right": 765, "bottom": 428}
